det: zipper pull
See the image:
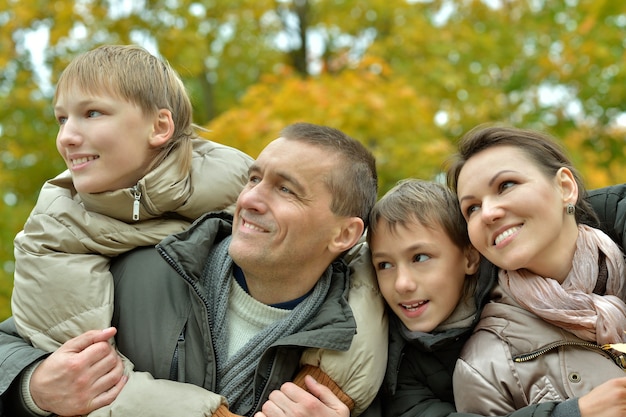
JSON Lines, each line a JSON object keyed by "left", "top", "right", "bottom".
{"left": 132, "top": 185, "right": 141, "bottom": 221}
{"left": 602, "top": 343, "right": 626, "bottom": 369}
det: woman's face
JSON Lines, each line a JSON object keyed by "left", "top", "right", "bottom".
{"left": 456, "top": 145, "right": 578, "bottom": 281}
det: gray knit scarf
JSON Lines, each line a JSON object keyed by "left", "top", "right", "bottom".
{"left": 203, "top": 237, "right": 332, "bottom": 415}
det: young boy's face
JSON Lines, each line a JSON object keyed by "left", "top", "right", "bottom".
{"left": 370, "top": 219, "right": 478, "bottom": 332}
{"left": 54, "top": 85, "right": 166, "bottom": 194}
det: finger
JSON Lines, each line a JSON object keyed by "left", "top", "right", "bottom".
{"left": 261, "top": 382, "right": 294, "bottom": 417}
{"left": 89, "top": 373, "right": 128, "bottom": 411}
{"left": 63, "top": 328, "right": 117, "bottom": 353}
{"left": 275, "top": 382, "right": 305, "bottom": 402}
{"left": 303, "top": 376, "right": 344, "bottom": 409}
{"left": 84, "top": 351, "right": 125, "bottom": 395}
{"left": 81, "top": 339, "right": 120, "bottom": 368}
{"left": 260, "top": 395, "right": 287, "bottom": 417}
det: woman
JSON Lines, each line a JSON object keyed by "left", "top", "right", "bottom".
{"left": 446, "top": 125, "right": 626, "bottom": 417}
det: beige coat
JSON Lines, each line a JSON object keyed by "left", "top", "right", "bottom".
{"left": 12, "top": 138, "right": 254, "bottom": 416}
{"left": 453, "top": 284, "right": 626, "bottom": 415}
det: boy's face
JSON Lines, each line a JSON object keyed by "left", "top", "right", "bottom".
{"left": 370, "top": 219, "right": 478, "bottom": 332}
{"left": 54, "top": 85, "right": 165, "bottom": 194}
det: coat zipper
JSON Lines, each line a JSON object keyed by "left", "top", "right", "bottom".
{"left": 170, "top": 326, "right": 186, "bottom": 380}
{"left": 251, "top": 355, "right": 276, "bottom": 413}
{"left": 157, "top": 246, "right": 216, "bottom": 388}
{"left": 513, "top": 340, "right": 626, "bottom": 369}
{"left": 132, "top": 185, "right": 141, "bottom": 221}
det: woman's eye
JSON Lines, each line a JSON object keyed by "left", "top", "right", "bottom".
{"left": 465, "top": 204, "right": 480, "bottom": 217}
{"left": 499, "top": 180, "right": 515, "bottom": 192}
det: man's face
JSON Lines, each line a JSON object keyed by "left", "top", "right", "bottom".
{"left": 229, "top": 137, "right": 348, "bottom": 285}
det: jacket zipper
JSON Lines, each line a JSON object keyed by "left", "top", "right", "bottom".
{"left": 157, "top": 246, "right": 216, "bottom": 387}
{"left": 170, "top": 327, "right": 186, "bottom": 380}
{"left": 251, "top": 356, "right": 276, "bottom": 413}
{"left": 513, "top": 340, "right": 626, "bottom": 369}
{"left": 132, "top": 185, "right": 141, "bottom": 221}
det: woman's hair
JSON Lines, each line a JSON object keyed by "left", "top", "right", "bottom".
{"left": 445, "top": 124, "right": 599, "bottom": 226}
{"left": 53, "top": 44, "right": 194, "bottom": 172}
{"left": 280, "top": 122, "right": 378, "bottom": 227}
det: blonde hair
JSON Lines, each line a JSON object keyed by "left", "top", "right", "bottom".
{"left": 53, "top": 44, "right": 194, "bottom": 173}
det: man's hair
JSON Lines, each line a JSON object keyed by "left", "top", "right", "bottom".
{"left": 368, "top": 178, "right": 470, "bottom": 248}
{"left": 53, "top": 44, "right": 194, "bottom": 172}
{"left": 280, "top": 122, "right": 378, "bottom": 227}
{"left": 445, "top": 124, "right": 599, "bottom": 226}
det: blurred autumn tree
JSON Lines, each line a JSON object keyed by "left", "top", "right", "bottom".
{"left": 1, "top": 0, "right": 625, "bottom": 320}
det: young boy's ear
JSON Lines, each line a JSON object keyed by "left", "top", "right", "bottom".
{"left": 464, "top": 246, "right": 480, "bottom": 275}
{"left": 149, "top": 109, "right": 175, "bottom": 148}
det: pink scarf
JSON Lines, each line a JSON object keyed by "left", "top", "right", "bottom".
{"left": 499, "top": 224, "right": 626, "bottom": 345}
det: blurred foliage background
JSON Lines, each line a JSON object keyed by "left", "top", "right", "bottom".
{"left": 1, "top": 0, "right": 625, "bottom": 320}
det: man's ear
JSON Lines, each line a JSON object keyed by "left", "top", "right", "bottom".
{"left": 556, "top": 167, "right": 578, "bottom": 207}
{"left": 149, "top": 108, "right": 175, "bottom": 148}
{"left": 329, "top": 217, "right": 365, "bottom": 255}
{"left": 464, "top": 246, "right": 480, "bottom": 275}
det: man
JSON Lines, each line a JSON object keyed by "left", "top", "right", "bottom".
{"left": 0, "top": 122, "right": 387, "bottom": 417}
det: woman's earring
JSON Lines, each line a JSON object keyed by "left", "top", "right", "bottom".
{"left": 566, "top": 203, "right": 575, "bottom": 215}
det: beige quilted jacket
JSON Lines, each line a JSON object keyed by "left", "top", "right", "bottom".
{"left": 12, "top": 138, "right": 253, "bottom": 416}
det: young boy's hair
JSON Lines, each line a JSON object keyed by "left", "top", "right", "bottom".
{"left": 53, "top": 44, "right": 194, "bottom": 172}
{"left": 368, "top": 178, "right": 470, "bottom": 248}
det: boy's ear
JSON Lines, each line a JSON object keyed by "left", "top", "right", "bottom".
{"left": 329, "top": 217, "right": 365, "bottom": 255}
{"left": 149, "top": 109, "right": 175, "bottom": 148}
{"left": 464, "top": 246, "right": 480, "bottom": 275}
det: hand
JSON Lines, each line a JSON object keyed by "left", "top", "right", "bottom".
{"left": 254, "top": 375, "right": 350, "bottom": 417}
{"left": 578, "top": 377, "right": 626, "bottom": 417}
{"left": 29, "top": 327, "right": 127, "bottom": 416}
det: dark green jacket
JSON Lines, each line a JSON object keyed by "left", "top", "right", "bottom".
{"left": 0, "top": 213, "right": 358, "bottom": 416}
{"left": 363, "top": 183, "right": 626, "bottom": 417}
{"left": 113, "top": 212, "right": 357, "bottom": 400}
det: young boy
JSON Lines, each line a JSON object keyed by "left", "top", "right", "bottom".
{"left": 368, "top": 179, "right": 487, "bottom": 416}
{"left": 11, "top": 44, "right": 255, "bottom": 416}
